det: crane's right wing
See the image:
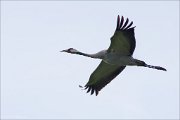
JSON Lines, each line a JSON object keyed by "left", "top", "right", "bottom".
{"left": 108, "top": 15, "right": 136, "bottom": 56}
{"left": 84, "top": 61, "right": 126, "bottom": 96}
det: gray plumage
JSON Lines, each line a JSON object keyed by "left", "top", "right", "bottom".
{"left": 61, "top": 15, "right": 166, "bottom": 96}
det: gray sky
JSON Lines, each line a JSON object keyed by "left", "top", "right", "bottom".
{"left": 1, "top": 1, "right": 179, "bottom": 119}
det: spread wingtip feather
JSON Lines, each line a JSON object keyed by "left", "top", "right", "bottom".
{"left": 116, "top": 15, "right": 135, "bottom": 31}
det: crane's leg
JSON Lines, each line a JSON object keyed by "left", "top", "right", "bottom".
{"left": 134, "top": 59, "right": 167, "bottom": 71}
{"left": 145, "top": 64, "right": 166, "bottom": 71}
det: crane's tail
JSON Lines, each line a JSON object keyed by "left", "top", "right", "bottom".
{"left": 145, "top": 64, "right": 167, "bottom": 71}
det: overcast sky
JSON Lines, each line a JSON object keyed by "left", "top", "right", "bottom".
{"left": 1, "top": 1, "right": 179, "bottom": 119}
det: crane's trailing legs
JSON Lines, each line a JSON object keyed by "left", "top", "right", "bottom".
{"left": 145, "top": 64, "right": 166, "bottom": 71}
{"left": 133, "top": 59, "right": 166, "bottom": 71}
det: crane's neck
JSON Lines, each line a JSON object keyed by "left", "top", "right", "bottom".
{"left": 75, "top": 50, "right": 106, "bottom": 59}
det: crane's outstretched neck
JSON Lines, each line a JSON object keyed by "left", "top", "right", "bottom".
{"left": 78, "top": 52, "right": 100, "bottom": 58}
{"left": 61, "top": 48, "right": 106, "bottom": 59}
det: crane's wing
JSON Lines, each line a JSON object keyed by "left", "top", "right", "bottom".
{"left": 84, "top": 61, "right": 126, "bottom": 96}
{"left": 108, "top": 15, "right": 136, "bottom": 56}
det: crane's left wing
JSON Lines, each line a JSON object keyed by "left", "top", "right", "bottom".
{"left": 84, "top": 61, "right": 126, "bottom": 96}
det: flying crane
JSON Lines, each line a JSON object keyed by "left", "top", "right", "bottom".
{"left": 61, "top": 15, "right": 166, "bottom": 96}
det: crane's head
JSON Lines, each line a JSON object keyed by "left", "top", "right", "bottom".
{"left": 61, "top": 48, "right": 79, "bottom": 54}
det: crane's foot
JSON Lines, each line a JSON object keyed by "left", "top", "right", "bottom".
{"left": 145, "top": 64, "right": 167, "bottom": 71}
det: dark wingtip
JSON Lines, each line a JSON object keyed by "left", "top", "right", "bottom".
{"left": 116, "top": 15, "right": 134, "bottom": 31}
{"left": 116, "top": 15, "right": 120, "bottom": 30}
{"left": 84, "top": 85, "right": 99, "bottom": 96}
{"left": 121, "top": 18, "right": 129, "bottom": 30}
{"left": 118, "top": 15, "right": 120, "bottom": 21}
{"left": 124, "top": 21, "right": 133, "bottom": 30}
{"left": 84, "top": 86, "right": 88, "bottom": 90}
{"left": 91, "top": 89, "right": 94, "bottom": 95}
{"left": 87, "top": 87, "right": 91, "bottom": 93}
{"left": 119, "top": 16, "right": 124, "bottom": 29}
{"left": 95, "top": 90, "right": 99, "bottom": 96}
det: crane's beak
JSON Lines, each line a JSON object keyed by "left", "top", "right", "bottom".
{"left": 60, "top": 50, "right": 67, "bottom": 52}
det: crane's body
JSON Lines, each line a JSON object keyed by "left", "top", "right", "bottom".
{"left": 104, "top": 53, "right": 138, "bottom": 66}
{"left": 61, "top": 15, "right": 166, "bottom": 96}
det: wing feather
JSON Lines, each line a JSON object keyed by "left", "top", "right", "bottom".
{"left": 121, "top": 18, "right": 129, "bottom": 30}
{"left": 125, "top": 21, "right": 134, "bottom": 30}
{"left": 116, "top": 15, "right": 120, "bottom": 30}
{"left": 119, "top": 16, "right": 124, "bottom": 29}
{"left": 85, "top": 61, "right": 126, "bottom": 96}
{"left": 108, "top": 15, "right": 136, "bottom": 55}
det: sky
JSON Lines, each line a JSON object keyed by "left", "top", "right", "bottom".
{"left": 1, "top": 1, "right": 179, "bottom": 119}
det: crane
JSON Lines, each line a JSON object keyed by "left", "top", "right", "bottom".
{"left": 61, "top": 15, "right": 166, "bottom": 96}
